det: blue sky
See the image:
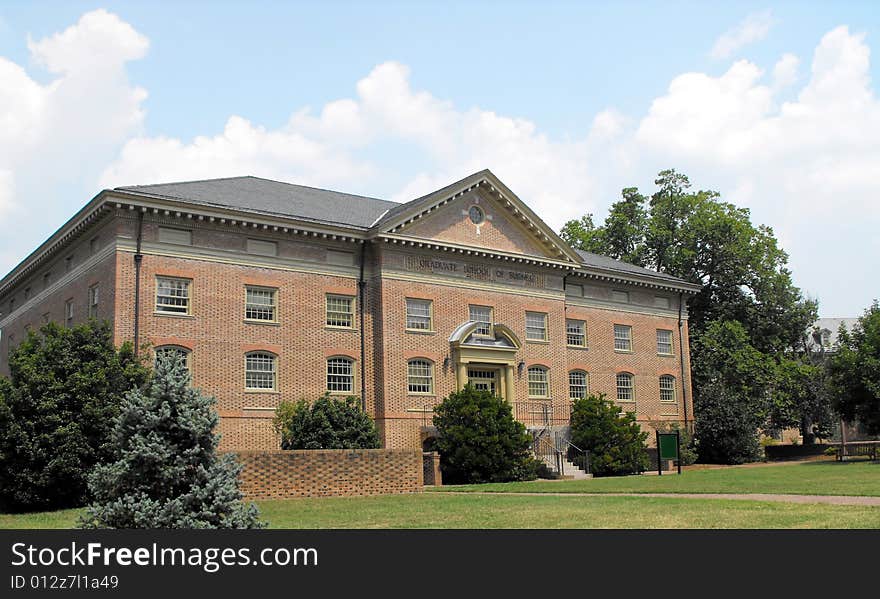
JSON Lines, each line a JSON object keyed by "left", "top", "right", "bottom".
{"left": 1, "top": 1, "right": 878, "bottom": 316}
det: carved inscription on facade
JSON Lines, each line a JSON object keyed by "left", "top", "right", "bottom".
{"left": 404, "top": 255, "right": 545, "bottom": 288}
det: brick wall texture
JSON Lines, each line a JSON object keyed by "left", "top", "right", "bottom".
{"left": 235, "top": 449, "right": 423, "bottom": 499}
{"left": 1, "top": 185, "right": 697, "bottom": 459}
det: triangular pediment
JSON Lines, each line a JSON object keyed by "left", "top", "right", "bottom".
{"left": 371, "top": 170, "right": 581, "bottom": 263}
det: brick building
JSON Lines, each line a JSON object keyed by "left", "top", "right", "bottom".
{"left": 0, "top": 170, "right": 700, "bottom": 453}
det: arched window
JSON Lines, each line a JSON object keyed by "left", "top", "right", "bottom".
{"left": 245, "top": 352, "right": 276, "bottom": 390}
{"left": 569, "top": 370, "right": 588, "bottom": 400}
{"left": 660, "top": 375, "right": 676, "bottom": 403}
{"left": 155, "top": 345, "right": 191, "bottom": 373}
{"left": 528, "top": 366, "right": 549, "bottom": 398}
{"left": 407, "top": 359, "right": 434, "bottom": 394}
{"left": 327, "top": 356, "right": 354, "bottom": 393}
{"left": 616, "top": 372, "right": 634, "bottom": 402}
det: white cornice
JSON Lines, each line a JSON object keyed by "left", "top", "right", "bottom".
{"left": 379, "top": 233, "right": 575, "bottom": 269}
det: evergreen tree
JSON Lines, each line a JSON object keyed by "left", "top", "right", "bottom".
{"left": 433, "top": 385, "right": 537, "bottom": 484}
{"left": 569, "top": 393, "right": 649, "bottom": 476}
{"left": 0, "top": 321, "right": 149, "bottom": 511}
{"left": 79, "top": 353, "right": 264, "bottom": 529}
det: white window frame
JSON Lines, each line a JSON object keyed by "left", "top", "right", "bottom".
{"left": 657, "top": 329, "right": 674, "bottom": 355}
{"left": 245, "top": 352, "right": 277, "bottom": 391}
{"left": 525, "top": 311, "right": 548, "bottom": 342}
{"left": 327, "top": 356, "right": 355, "bottom": 394}
{"left": 155, "top": 277, "right": 191, "bottom": 315}
{"left": 155, "top": 345, "right": 192, "bottom": 374}
{"left": 407, "top": 359, "right": 434, "bottom": 395}
{"left": 614, "top": 324, "right": 633, "bottom": 352}
{"left": 660, "top": 375, "right": 676, "bottom": 403}
{"left": 326, "top": 294, "right": 355, "bottom": 328}
{"left": 469, "top": 305, "right": 493, "bottom": 337}
{"left": 616, "top": 372, "right": 635, "bottom": 402}
{"left": 569, "top": 370, "right": 589, "bottom": 400}
{"left": 88, "top": 284, "right": 99, "bottom": 319}
{"left": 245, "top": 286, "right": 278, "bottom": 322}
{"left": 405, "top": 298, "right": 433, "bottom": 331}
{"left": 566, "top": 319, "right": 586, "bottom": 347}
{"left": 527, "top": 366, "right": 550, "bottom": 398}
{"left": 64, "top": 299, "right": 74, "bottom": 328}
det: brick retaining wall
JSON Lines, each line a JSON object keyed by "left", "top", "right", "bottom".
{"left": 234, "top": 449, "right": 423, "bottom": 500}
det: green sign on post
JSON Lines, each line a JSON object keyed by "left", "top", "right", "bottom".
{"left": 656, "top": 431, "right": 682, "bottom": 475}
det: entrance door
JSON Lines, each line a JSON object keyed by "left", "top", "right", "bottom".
{"left": 467, "top": 368, "right": 499, "bottom": 396}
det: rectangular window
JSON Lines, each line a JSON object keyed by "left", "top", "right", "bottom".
{"left": 528, "top": 367, "right": 549, "bottom": 398}
{"left": 245, "top": 287, "right": 277, "bottom": 322}
{"left": 407, "top": 360, "right": 434, "bottom": 394}
{"left": 327, "top": 357, "right": 354, "bottom": 393}
{"left": 569, "top": 371, "right": 588, "bottom": 400}
{"left": 614, "top": 324, "right": 632, "bottom": 352}
{"left": 156, "top": 277, "right": 190, "bottom": 314}
{"left": 245, "top": 353, "right": 276, "bottom": 390}
{"left": 616, "top": 373, "right": 634, "bottom": 401}
{"left": 65, "top": 299, "right": 74, "bottom": 328}
{"left": 406, "top": 298, "right": 433, "bottom": 331}
{"left": 246, "top": 238, "right": 278, "bottom": 257}
{"left": 612, "top": 290, "right": 630, "bottom": 303}
{"left": 525, "top": 311, "right": 548, "bottom": 341}
{"left": 326, "top": 250, "right": 354, "bottom": 266}
{"left": 566, "top": 319, "right": 586, "bottom": 347}
{"left": 158, "top": 227, "right": 192, "bottom": 246}
{"left": 660, "top": 376, "right": 676, "bottom": 403}
{"left": 654, "top": 295, "right": 671, "bottom": 309}
{"left": 326, "top": 294, "right": 354, "bottom": 328}
{"left": 88, "top": 285, "right": 99, "bottom": 318}
{"left": 657, "top": 329, "right": 674, "bottom": 355}
{"left": 566, "top": 283, "right": 583, "bottom": 298}
{"left": 469, "top": 305, "right": 492, "bottom": 336}
{"left": 41, "top": 313, "right": 50, "bottom": 324}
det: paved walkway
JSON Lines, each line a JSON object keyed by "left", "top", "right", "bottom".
{"left": 441, "top": 491, "right": 880, "bottom": 506}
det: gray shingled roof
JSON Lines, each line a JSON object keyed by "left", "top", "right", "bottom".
{"left": 116, "top": 176, "right": 399, "bottom": 229}
{"left": 574, "top": 249, "right": 693, "bottom": 285}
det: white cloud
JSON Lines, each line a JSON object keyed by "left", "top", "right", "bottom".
{"left": 711, "top": 10, "right": 776, "bottom": 59}
{"left": 772, "top": 53, "right": 800, "bottom": 89}
{"left": 1, "top": 12, "right": 877, "bottom": 316}
{"left": 102, "top": 61, "right": 598, "bottom": 228}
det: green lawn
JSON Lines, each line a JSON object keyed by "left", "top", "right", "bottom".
{"left": 2, "top": 461, "right": 878, "bottom": 530}
{"left": 1, "top": 494, "right": 878, "bottom": 529}
{"left": 431, "top": 461, "right": 880, "bottom": 496}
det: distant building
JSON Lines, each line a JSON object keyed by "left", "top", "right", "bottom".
{"left": 804, "top": 318, "right": 859, "bottom": 354}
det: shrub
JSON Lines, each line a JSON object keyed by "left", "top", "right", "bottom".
{"left": 0, "top": 321, "right": 150, "bottom": 512}
{"left": 694, "top": 380, "right": 764, "bottom": 464}
{"left": 569, "top": 393, "right": 649, "bottom": 476}
{"left": 78, "top": 353, "right": 264, "bottom": 529}
{"left": 432, "top": 385, "right": 537, "bottom": 484}
{"left": 274, "top": 394, "right": 380, "bottom": 450}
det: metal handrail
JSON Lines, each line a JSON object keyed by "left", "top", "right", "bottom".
{"left": 554, "top": 433, "right": 591, "bottom": 476}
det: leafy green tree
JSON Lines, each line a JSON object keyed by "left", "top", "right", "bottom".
{"left": 0, "top": 321, "right": 150, "bottom": 511}
{"left": 560, "top": 169, "right": 818, "bottom": 462}
{"left": 569, "top": 393, "right": 649, "bottom": 476}
{"left": 829, "top": 301, "right": 880, "bottom": 435}
{"left": 79, "top": 353, "right": 264, "bottom": 528}
{"left": 274, "top": 394, "right": 380, "bottom": 450}
{"left": 768, "top": 356, "right": 833, "bottom": 444}
{"left": 432, "top": 385, "right": 537, "bottom": 484}
{"left": 559, "top": 213, "right": 607, "bottom": 255}
{"left": 693, "top": 380, "right": 764, "bottom": 464}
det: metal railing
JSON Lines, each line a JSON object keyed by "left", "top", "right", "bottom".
{"left": 515, "top": 401, "right": 571, "bottom": 427}
{"left": 533, "top": 432, "right": 564, "bottom": 477}
{"left": 555, "top": 432, "right": 591, "bottom": 476}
